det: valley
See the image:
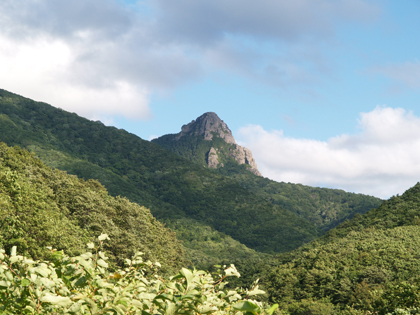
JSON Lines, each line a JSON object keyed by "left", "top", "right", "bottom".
{"left": 2, "top": 88, "right": 420, "bottom": 314}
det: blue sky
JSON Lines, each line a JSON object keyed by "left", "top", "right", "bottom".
{"left": 116, "top": 0, "right": 420, "bottom": 142}
{"left": 1, "top": 0, "right": 420, "bottom": 198}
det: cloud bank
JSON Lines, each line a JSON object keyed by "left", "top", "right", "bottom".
{"left": 0, "top": 0, "right": 379, "bottom": 121}
{"left": 238, "top": 106, "right": 420, "bottom": 199}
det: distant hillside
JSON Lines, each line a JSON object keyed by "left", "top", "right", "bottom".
{"left": 0, "top": 89, "right": 322, "bottom": 260}
{"left": 153, "top": 112, "right": 383, "bottom": 232}
{"left": 261, "top": 183, "right": 420, "bottom": 314}
{"left": 0, "top": 142, "right": 184, "bottom": 271}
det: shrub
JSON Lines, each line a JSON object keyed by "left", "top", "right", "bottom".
{"left": 0, "top": 234, "right": 278, "bottom": 315}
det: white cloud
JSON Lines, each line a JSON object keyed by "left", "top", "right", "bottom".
{"left": 0, "top": 34, "right": 151, "bottom": 121}
{"left": 0, "top": 0, "right": 200, "bottom": 121}
{"left": 238, "top": 106, "right": 420, "bottom": 199}
{"left": 0, "top": 0, "right": 380, "bottom": 121}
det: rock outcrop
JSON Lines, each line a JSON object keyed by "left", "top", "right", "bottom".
{"left": 176, "top": 112, "right": 236, "bottom": 144}
{"left": 176, "top": 112, "right": 261, "bottom": 176}
{"left": 229, "top": 144, "right": 261, "bottom": 176}
{"left": 207, "top": 147, "right": 221, "bottom": 169}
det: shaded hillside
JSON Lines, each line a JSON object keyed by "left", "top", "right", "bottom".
{"left": 153, "top": 113, "right": 383, "bottom": 232}
{"left": 221, "top": 172, "right": 382, "bottom": 232}
{"left": 0, "top": 89, "right": 320, "bottom": 256}
{"left": 261, "top": 183, "right": 420, "bottom": 314}
{"left": 0, "top": 142, "right": 184, "bottom": 271}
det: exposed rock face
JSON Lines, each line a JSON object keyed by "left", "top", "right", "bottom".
{"left": 229, "top": 144, "right": 262, "bottom": 176}
{"left": 176, "top": 112, "right": 261, "bottom": 176}
{"left": 207, "top": 147, "right": 220, "bottom": 169}
{"left": 176, "top": 112, "right": 236, "bottom": 144}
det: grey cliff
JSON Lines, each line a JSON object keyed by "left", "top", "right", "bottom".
{"left": 177, "top": 112, "right": 262, "bottom": 176}
{"left": 176, "top": 112, "right": 236, "bottom": 144}
{"left": 207, "top": 147, "right": 220, "bottom": 169}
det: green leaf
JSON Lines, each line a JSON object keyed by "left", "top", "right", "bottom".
{"left": 139, "top": 292, "right": 157, "bottom": 300}
{"left": 21, "top": 278, "right": 31, "bottom": 287}
{"left": 24, "top": 305, "right": 35, "bottom": 313}
{"left": 233, "top": 301, "right": 260, "bottom": 313}
{"left": 108, "top": 305, "right": 125, "bottom": 315}
{"left": 197, "top": 304, "right": 218, "bottom": 314}
{"left": 9, "top": 255, "right": 23, "bottom": 264}
{"left": 266, "top": 304, "right": 279, "bottom": 315}
{"left": 224, "top": 264, "right": 240, "bottom": 278}
{"left": 180, "top": 268, "right": 193, "bottom": 290}
{"left": 247, "top": 285, "right": 265, "bottom": 296}
{"left": 5, "top": 271, "right": 13, "bottom": 281}
{"left": 74, "top": 276, "right": 88, "bottom": 287}
{"left": 10, "top": 246, "right": 16, "bottom": 257}
{"left": 40, "top": 294, "right": 72, "bottom": 307}
{"left": 180, "top": 294, "right": 195, "bottom": 300}
{"left": 98, "top": 233, "right": 110, "bottom": 241}
{"left": 186, "top": 289, "right": 200, "bottom": 296}
{"left": 154, "top": 293, "right": 172, "bottom": 301}
{"left": 68, "top": 302, "right": 82, "bottom": 313}
{"left": 52, "top": 250, "right": 64, "bottom": 260}
{"left": 165, "top": 301, "right": 177, "bottom": 315}
{"left": 117, "top": 299, "right": 128, "bottom": 307}
{"left": 97, "top": 259, "right": 109, "bottom": 268}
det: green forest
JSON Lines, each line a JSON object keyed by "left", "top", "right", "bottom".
{"left": 0, "top": 89, "right": 381, "bottom": 260}
{"left": 152, "top": 133, "right": 381, "bottom": 232}
{"left": 2, "top": 88, "right": 420, "bottom": 314}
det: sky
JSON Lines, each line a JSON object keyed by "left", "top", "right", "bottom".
{"left": 1, "top": 0, "right": 420, "bottom": 199}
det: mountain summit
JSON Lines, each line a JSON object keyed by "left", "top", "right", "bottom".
{"left": 154, "top": 112, "right": 262, "bottom": 176}
{"left": 176, "top": 112, "right": 236, "bottom": 144}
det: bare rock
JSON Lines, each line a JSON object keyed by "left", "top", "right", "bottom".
{"left": 176, "top": 112, "right": 236, "bottom": 144}
{"left": 229, "top": 144, "right": 262, "bottom": 176}
{"left": 174, "top": 112, "right": 261, "bottom": 176}
{"left": 207, "top": 147, "right": 220, "bottom": 169}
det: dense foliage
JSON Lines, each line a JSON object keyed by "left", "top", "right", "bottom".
{"left": 0, "top": 89, "right": 325, "bottom": 257}
{"left": 152, "top": 133, "right": 382, "bottom": 231}
{"left": 0, "top": 235, "right": 278, "bottom": 315}
{"left": 0, "top": 142, "right": 184, "bottom": 271}
{"left": 162, "top": 217, "right": 268, "bottom": 268}
{"left": 259, "top": 183, "right": 420, "bottom": 314}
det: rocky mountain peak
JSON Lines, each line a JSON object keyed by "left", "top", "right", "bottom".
{"left": 176, "top": 112, "right": 236, "bottom": 144}
{"left": 174, "top": 112, "right": 261, "bottom": 176}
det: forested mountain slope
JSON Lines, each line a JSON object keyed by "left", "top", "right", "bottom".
{"left": 260, "top": 183, "right": 420, "bottom": 314}
{"left": 153, "top": 113, "right": 383, "bottom": 231}
{"left": 0, "top": 142, "right": 184, "bottom": 271}
{"left": 0, "top": 89, "right": 320, "bottom": 258}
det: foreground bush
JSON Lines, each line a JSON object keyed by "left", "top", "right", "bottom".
{"left": 0, "top": 234, "right": 278, "bottom": 315}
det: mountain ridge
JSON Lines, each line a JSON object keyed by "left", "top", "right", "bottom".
{"left": 153, "top": 111, "right": 382, "bottom": 231}
{"left": 157, "top": 112, "right": 261, "bottom": 176}
{"left": 0, "top": 89, "right": 321, "bottom": 257}
{"left": 0, "top": 88, "right": 382, "bottom": 265}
